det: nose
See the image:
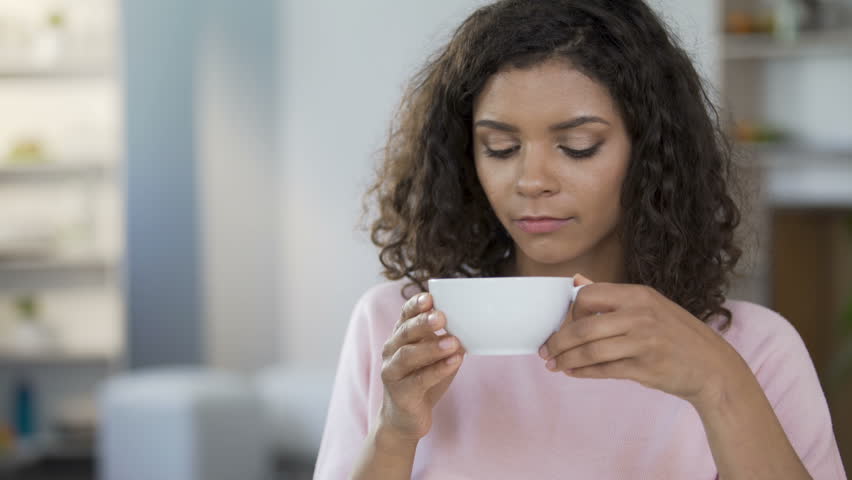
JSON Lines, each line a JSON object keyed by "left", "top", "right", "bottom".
{"left": 515, "top": 147, "right": 560, "bottom": 198}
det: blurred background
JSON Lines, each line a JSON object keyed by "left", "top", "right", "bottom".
{"left": 0, "top": 0, "right": 848, "bottom": 479}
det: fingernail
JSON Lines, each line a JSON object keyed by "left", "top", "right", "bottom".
{"left": 539, "top": 345, "right": 549, "bottom": 359}
{"left": 446, "top": 355, "right": 460, "bottom": 365}
{"left": 545, "top": 359, "right": 557, "bottom": 371}
{"left": 439, "top": 337, "right": 457, "bottom": 350}
{"left": 418, "top": 294, "right": 427, "bottom": 306}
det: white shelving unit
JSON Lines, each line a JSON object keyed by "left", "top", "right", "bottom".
{"left": 720, "top": 0, "right": 852, "bottom": 306}
{"left": 0, "top": 0, "right": 123, "bottom": 471}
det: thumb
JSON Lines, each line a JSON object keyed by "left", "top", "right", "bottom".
{"left": 563, "top": 273, "right": 594, "bottom": 325}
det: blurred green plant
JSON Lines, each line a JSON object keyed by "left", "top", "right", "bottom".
{"left": 12, "top": 295, "right": 39, "bottom": 322}
{"left": 47, "top": 11, "right": 65, "bottom": 29}
{"left": 827, "top": 214, "right": 852, "bottom": 392}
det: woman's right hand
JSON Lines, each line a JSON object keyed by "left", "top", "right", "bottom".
{"left": 378, "top": 292, "right": 465, "bottom": 443}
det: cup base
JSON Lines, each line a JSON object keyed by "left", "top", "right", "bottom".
{"left": 466, "top": 348, "right": 537, "bottom": 356}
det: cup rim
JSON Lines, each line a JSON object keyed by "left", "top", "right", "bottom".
{"left": 428, "top": 276, "right": 575, "bottom": 284}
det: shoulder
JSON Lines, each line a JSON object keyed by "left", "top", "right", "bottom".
{"left": 718, "top": 299, "right": 807, "bottom": 369}
{"left": 356, "top": 278, "right": 423, "bottom": 314}
{"left": 350, "top": 279, "right": 425, "bottom": 336}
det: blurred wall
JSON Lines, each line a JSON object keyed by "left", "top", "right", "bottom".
{"left": 276, "top": 0, "right": 720, "bottom": 368}
{"left": 649, "top": 0, "right": 721, "bottom": 90}
{"left": 123, "top": 0, "right": 204, "bottom": 368}
{"left": 122, "top": 0, "right": 281, "bottom": 371}
{"left": 198, "top": 0, "right": 281, "bottom": 372}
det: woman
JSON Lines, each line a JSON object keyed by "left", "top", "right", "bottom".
{"left": 314, "top": 0, "right": 846, "bottom": 478}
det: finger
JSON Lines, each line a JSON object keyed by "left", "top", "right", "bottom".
{"left": 572, "top": 283, "right": 657, "bottom": 321}
{"left": 546, "top": 335, "right": 639, "bottom": 372}
{"left": 398, "top": 292, "right": 433, "bottom": 327}
{"left": 542, "top": 310, "right": 634, "bottom": 360}
{"left": 382, "top": 335, "right": 461, "bottom": 383}
{"left": 383, "top": 310, "right": 446, "bottom": 359}
{"left": 564, "top": 274, "right": 596, "bottom": 325}
{"left": 567, "top": 358, "right": 639, "bottom": 381}
{"left": 399, "top": 352, "right": 464, "bottom": 393}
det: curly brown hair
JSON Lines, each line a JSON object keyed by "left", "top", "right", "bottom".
{"left": 363, "top": 0, "right": 742, "bottom": 328}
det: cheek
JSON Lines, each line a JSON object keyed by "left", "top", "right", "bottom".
{"left": 475, "top": 159, "right": 509, "bottom": 206}
{"left": 578, "top": 160, "right": 628, "bottom": 226}
{"left": 594, "top": 171, "right": 624, "bottom": 209}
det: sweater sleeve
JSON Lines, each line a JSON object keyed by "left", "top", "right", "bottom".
{"left": 313, "top": 292, "right": 376, "bottom": 480}
{"left": 749, "top": 313, "right": 847, "bottom": 480}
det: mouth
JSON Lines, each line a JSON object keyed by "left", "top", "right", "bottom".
{"left": 513, "top": 216, "right": 574, "bottom": 234}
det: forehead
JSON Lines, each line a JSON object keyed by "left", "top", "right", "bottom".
{"left": 473, "top": 59, "right": 619, "bottom": 123}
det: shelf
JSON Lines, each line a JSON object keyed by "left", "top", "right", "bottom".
{"left": 737, "top": 142, "right": 852, "bottom": 163}
{"left": 0, "top": 163, "right": 113, "bottom": 183}
{"left": 0, "top": 257, "right": 118, "bottom": 291}
{"left": 0, "top": 352, "right": 116, "bottom": 368}
{"left": 724, "top": 29, "right": 852, "bottom": 61}
{"left": 764, "top": 157, "right": 852, "bottom": 209}
{"left": 0, "top": 448, "right": 40, "bottom": 473}
{"left": 0, "top": 60, "right": 113, "bottom": 79}
{"left": 735, "top": 143, "right": 852, "bottom": 208}
{"left": 0, "top": 433, "right": 94, "bottom": 473}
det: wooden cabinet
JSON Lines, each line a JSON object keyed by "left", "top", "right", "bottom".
{"left": 772, "top": 210, "right": 852, "bottom": 468}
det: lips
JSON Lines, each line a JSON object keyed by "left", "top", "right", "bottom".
{"left": 514, "top": 217, "right": 574, "bottom": 234}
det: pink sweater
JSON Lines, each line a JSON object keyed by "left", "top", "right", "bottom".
{"left": 314, "top": 280, "right": 847, "bottom": 479}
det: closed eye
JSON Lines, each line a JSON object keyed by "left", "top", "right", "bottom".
{"left": 484, "top": 142, "right": 603, "bottom": 159}
{"left": 484, "top": 146, "right": 520, "bottom": 159}
{"left": 559, "top": 143, "right": 602, "bottom": 159}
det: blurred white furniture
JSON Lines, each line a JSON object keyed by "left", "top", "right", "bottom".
{"left": 98, "top": 365, "right": 335, "bottom": 480}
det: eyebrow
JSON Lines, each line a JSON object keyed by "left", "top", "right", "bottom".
{"left": 474, "top": 116, "right": 610, "bottom": 133}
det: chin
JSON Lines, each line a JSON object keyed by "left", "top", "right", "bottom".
{"left": 517, "top": 241, "right": 581, "bottom": 266}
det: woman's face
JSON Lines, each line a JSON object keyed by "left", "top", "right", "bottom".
{"left": 472, "top": 58, "right": 631, "bottom": 278}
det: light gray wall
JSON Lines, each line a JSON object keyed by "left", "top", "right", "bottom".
{"left": 649, "top": 0, "right": 721, "bottom": 91}
{"left": 276, "top": 0, "right": 721, "bottom": 368}
{"left": 198, "top": 0, "right": 281, "bottom": 372}
{"left": 122, "top": 0, "right": 281, "bottom": 371}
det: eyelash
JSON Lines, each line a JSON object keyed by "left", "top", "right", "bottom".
{"left": 484, "top": 143, "right": 601, "bottom": 159}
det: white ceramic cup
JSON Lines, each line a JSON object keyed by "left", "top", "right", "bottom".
{"left": 427, "top": 276, "right": 585, "bottom": 355}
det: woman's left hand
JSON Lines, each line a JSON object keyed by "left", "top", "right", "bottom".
{"left": 540, "top": 275, "right": 751, "bottom": 410}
